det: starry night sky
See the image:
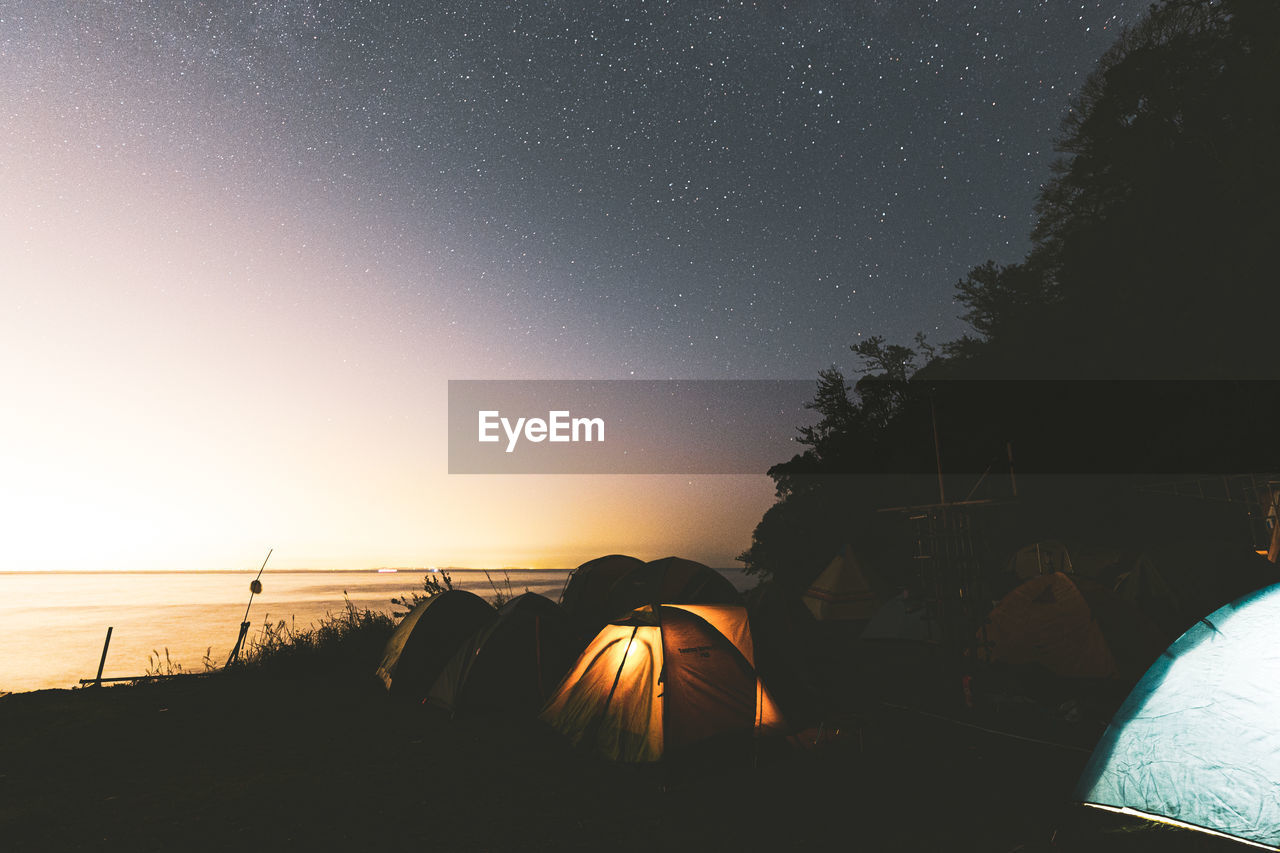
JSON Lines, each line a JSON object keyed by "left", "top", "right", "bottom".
{"left": 1, "top": 1, "right": 1153, "bottom": 569}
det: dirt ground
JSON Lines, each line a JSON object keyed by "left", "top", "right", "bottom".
{"left": 0, "top": 670, "right": 1243, "bottom": 853}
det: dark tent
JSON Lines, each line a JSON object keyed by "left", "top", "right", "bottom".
{"left": 375, "top": 590, "right": 496, "bottom": 701}
{"left": 745, "top": 581, "right": 823, "bottom": 726}
{"left": 862, "top": 594, "right": 939, "bottom": 645}
{"left": 559, "top": 554, "right": 646, "bottom": 636}
{"left": 428, "top": 592, "right": 575, "bottom": 717}
{"left": 604, "top": 556, "right": 742, "bottom": 617}
{"left": 982, "top": 572, "right": 1163, "bottom": 682}
{"left": 1115, "top": 539, "right": 1276, "bottom": 642}
{"left": 540, "top": 604, "right": 786, "bottom": 762}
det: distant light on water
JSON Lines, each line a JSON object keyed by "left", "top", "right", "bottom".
{"left": 377, "top": 568, "right": 397, "bottom": 573}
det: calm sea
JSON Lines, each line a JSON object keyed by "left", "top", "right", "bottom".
{"left": 0, "top": 568, "right": 754, "bottom": 694}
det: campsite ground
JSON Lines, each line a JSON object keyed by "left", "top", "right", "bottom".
{"left": 0, "top": 674, "right": 1240, "bottom": 852}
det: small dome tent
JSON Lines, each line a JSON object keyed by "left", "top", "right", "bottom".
{"left": 1115, "top": 539, "right": 1275, "bottom": 642}
{"left": 1076, "top": 583, "right": 1280, "bottom": 849}
{"left": 539, "top": 604, "right": 786, "bottom": 762}
{"left": 428, "top": 592, "right": 575, "bottom": 717}
{"left": 862, "top": 593, "right": 939, "bottom": 645}
{"left": 1006, "top": 539, "right": 1074, "bottom": 579}
{"left": 605, "top": 557, "right": 742, "bottom": 616}
{"left": 746, "top": 581, "right": 823, "bottom": 726}
{"left": 982, "top": 573, "right": 1162, "bottom": 681}
{"left": 559, "top": 554, "right": 646, "bottom": 633}
{"left": 801, "top": 546, "right": 880, "bottom": 623}
{"left": 375, "top": 590, "right": 496, "bottom": 701}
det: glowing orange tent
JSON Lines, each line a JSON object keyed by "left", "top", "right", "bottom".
{"left": 539, "top": 604, "right": 786, "bottom": 762}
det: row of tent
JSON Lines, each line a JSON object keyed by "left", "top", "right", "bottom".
{"left": 372, "top": 545, "right": 1280, "bottom": 849}
{"left": 980, "top": 539, "right": 1274, "bottom": 681}
{"left": 791, "top": 538, "right": 1275, "bottom": 682}
{"left": 807, "top": 538, "right": 1280, "bottom": 849}
{"left": 375, "top": 555, "right": 784, "bottom": 762}
{"left": 375, "top": 540, "right": 1274, "bottom": 732}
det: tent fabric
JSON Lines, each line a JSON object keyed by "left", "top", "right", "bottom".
{"left": 1007, "top": 540, "right": 1074, "bottom": 579}
{"left": 375, "top": 590, "right": 497, "bottom": 701}
{"left": 605, "top": 557, "right": 742, "bottom": 617}
{"left": 862, "top": 594, "right": 939, "bottom": 644}
{"left": 1005, "top": 540, "right": 1128, "bottom": 583}
{"left": 427, "top": 592, "right": 574, "bottom": 717}
{"left": 982, "top": 573, "right": 1162, "bottom": 681}
{"left": 539, "top": 604, "right": 785, "bottom": 762}
{"left": 801, "top": 547, "right": 880, "bottom": 622}
{"left": 559, "top": 554, "right": 646, "bottom": 631}
{"left": 745, "top": 582, "right": 823, "bottom": 726}
{"left": 542, "top": 619, "right": 665, "bottom": 762}
{"left": 1076, "top": 583, "right": 1280, "bottom": 850}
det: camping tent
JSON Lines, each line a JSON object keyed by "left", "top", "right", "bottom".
{"left": 745, "top": 581, "right": 823, "bottom": 725}
{"left": 428, "top": 592, "right": 575, "bottom": 716}
{"left": 1007, "top": 540, "right": 1074, "bottom": 579}
{"left": 539, "top": 604, "right": 786, "bottom": 762}
{"left": 559, "top": 554, "right": 646, "bottom": 633}
{"left": 801, "top": 547, "right": 880, "bottom": 622}
{"left": 1115, "top": 539, "right": 1275, "bottom": 642}
{"left": 862, "top": 594, "right": 939, "bottom": 644}
{"left": 1076, "top": 583, "right": 1280, "bottom": 849}
{"left": 1005, "top": 539, "right": 1127, "bottom": 583}
{"left": 982, "top": 573, "right": 1162, "bottom": 681}
{"left": 604, "top": 557, "right": 741, "bottom": 616}
{"left": 375, "top": 590, "right": 496, "bottom": 701}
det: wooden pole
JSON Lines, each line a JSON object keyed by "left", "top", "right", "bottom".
{"left": 93, "top": 626, "right": 113, "bottom": 687}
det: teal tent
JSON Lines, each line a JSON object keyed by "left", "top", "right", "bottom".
{"left": 1075, "top": 583, "right": 1280, "bottom": 849}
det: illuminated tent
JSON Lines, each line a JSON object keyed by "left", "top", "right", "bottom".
{"left": 375, "top": 589, "right": 496, "bottom": 701}
{"left": 982, "top": 573, "right": 1162, "bottom": 680}
{"left": 428, "top": 592, "right": 575, "bottom": 717}
{"left": 604, "top": 557, "right": 742, "bottom": 616}
{"left": 1076, "top": 584, "right": 1280, "bottom": 849}
{"left": 801, "top": 547, "right": 880, "bottom": 622}
{"left": 559, "top": 554, "right": 647, "bottom": 635}
{"left": 540, "top": 604, "right": 786, "bottom": 762}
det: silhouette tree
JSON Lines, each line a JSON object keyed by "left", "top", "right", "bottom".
{"left": 953, "top": 0, "right": 1280, "bottom": 377}
{"left": 741, "top": 0, "right": 1280, "bottom": 583}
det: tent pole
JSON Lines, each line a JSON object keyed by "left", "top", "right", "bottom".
{"left": 590, "top": 622, "right": 641, "bottom": 754}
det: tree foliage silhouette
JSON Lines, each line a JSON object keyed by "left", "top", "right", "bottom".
{"left": 742, "top": 0, "right": 1280, "bottom": 582}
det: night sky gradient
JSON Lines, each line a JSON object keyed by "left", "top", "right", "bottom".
{"left": 1, "top": 1, "right": 1152, "bottom": 570}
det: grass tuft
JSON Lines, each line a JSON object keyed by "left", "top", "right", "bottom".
{"left": 226, "top": 595, "right": 395, "bottom": 681}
